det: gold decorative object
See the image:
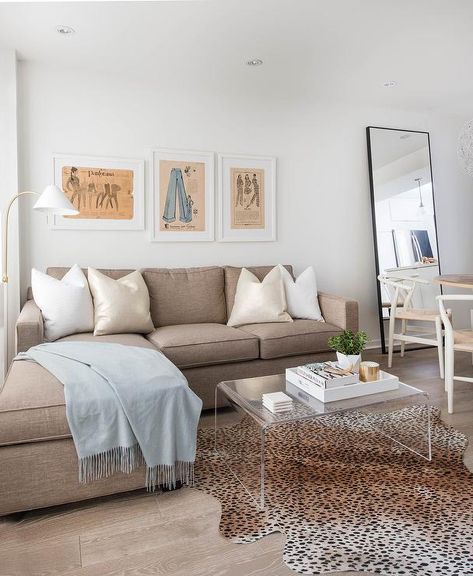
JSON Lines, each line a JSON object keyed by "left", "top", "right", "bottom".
{"left": 359, "top": 361, "right": 380, "bottom": 383}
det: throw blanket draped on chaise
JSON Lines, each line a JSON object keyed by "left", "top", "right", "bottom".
{"left": 16, "top": 342, "right": 202, "bottom": 490}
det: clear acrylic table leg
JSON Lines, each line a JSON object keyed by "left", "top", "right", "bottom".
{"left": 214, "top": 385, "right": 266, "bottom": 510}
{"left": 359, "top": 393, "right": 432, "bottom": 461}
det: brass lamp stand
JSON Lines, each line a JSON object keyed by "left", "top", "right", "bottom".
{"left": 2, "top": 185, "right": 78, "bottom": 375}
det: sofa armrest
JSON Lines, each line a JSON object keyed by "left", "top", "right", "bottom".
{"left": 318, "top": 292, "right": 358, "bottom": 332}
{"left": 16, "top": 300, "right": 44, "bottom": 353}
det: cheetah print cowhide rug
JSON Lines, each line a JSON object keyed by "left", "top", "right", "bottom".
{"left": 194, "top": 406, "right": 473, "bottom": 575}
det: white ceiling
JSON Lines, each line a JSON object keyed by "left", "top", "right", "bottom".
{"left": 1, "top": 0, "right": 473, "bottom": 116}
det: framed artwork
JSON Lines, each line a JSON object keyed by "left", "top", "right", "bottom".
{"left": 218, "top": 154, "right": 276, "bottom": 242}
{"left": 51, "top": 155, "right": 145, "bottom": 230}
{"left": 150, "top": 148, "right": 214, "bottom": 242}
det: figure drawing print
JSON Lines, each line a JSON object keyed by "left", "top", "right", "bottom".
{"left": 230, "top": 167, "right": 265, "bottom": 229}
{"left": 62, "top": 165, "right": 134, "bottom": 220}
{"left": 159, "top": 160, "right": 205, "bottom": 232}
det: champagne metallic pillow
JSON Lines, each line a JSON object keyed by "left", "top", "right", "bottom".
{"left": 227, "top": 266, "right": 293, "bottom": 327}
{"left": 88, "top": 268, "right": 154, "bottom": 336}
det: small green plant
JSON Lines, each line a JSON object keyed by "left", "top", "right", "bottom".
{"left": 328, "top": 330, "right": 368, "bottom": 355}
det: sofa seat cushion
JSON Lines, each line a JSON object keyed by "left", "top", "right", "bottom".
{"left": 57, "top": 332, "right": 157, "bottom": 348}
{"left": 146, "top": 323, "right": 259, "bottom": 369}
{"left": 0, "top": 333, "right": 154, "bottom": 447}
{"left": 238, "top": 319, "right": 343, "bottom": 359}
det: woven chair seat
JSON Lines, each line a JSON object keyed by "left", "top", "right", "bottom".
{"left": 394, "top": 308, "right": 442, "bottom": 322}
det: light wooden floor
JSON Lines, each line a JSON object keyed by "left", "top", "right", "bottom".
{"left": 1, "top": 348, "right": 472, "bottom": 576}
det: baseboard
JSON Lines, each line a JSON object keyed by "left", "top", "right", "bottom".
{"left": 366, "top": 339, "right": 382, "bottom": 350}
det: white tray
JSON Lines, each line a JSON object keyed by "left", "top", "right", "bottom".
{"left": 285, "top": 367, "right": 399, "bottom": 403}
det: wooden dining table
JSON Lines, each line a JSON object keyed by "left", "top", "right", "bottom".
{"left": 433, "top": 275, "right": 473, "bottom": 289}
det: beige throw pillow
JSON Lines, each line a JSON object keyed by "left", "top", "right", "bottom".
{"left": 88, "top": 268, "right": 154, "bottom": 336}
{"left": 227, "top": 267, "right": 292, "bottom": 327}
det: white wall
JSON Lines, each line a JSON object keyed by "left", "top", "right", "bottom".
{"left": 17, "top": 60, "right": 473, "bottom": 341}
{"left": 0, "top": 48, "right": 19, "bottom": 368}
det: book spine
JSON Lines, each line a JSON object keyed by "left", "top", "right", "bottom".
{"left": 286, "top": 370, "right": 324, "bottom": 400}
{"left": 296, "top": 368, "right": 326, "bottom": 388}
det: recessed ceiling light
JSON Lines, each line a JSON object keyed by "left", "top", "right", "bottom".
{"left": 383, "top": 80, "right": 397, "bottom": 88}
{"left": 246, "top": 59, "right": 263, "bottom": 67}
{"left": 56, "top": 25, "right": 75, "bottom": 36}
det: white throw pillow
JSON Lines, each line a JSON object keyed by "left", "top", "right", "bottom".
{"left": 31, "top": 264, "right": 94, "bottom": 341}
{"left": 88, "top": 268, "right": 154, "bottom": 336}
{"left": 278, "top": 265, "right": 324, "bottom": 321}
{"left": 227, "top": 267, "right": 292, "bottom": 327}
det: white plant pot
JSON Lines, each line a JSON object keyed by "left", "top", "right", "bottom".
{"left": 336, "top": 352, "right": 361, "bottom": 373}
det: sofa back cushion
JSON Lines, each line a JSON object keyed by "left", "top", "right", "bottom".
{"left": 142, "top": 267, "right": 227, "bottom": 327}
{"left": 47, "top": 268, "right": 133, "bottom": 281}
{"left": 224, "top": 265, "right": 293, "bottom": 318}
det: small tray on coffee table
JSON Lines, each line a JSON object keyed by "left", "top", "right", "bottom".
{"left": 285, "top": 368, "right": 399, "bottom": 403}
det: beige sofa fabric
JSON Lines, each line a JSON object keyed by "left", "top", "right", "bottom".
{"left": 58, "top": 332, "right": 156, "bottom": 348}
{"left": 143, "top": 267, "right": 227, "bottom": 327}
{"left": 224, "top": 265, "right": 293, "bottom": 317}
{"left": 0, "top": 333, "right": 154, "bottom": 447}
{"left": 183, "top": 352, "right": 333, "bottom": 409}
{"left": 0, "top": 361, "right": 67, "bottom": 446}
{"left": 147, "top": 323, "right": 259, "bottom": 368}
{"left": 0, "top": 439, "right": 147, "bottom": 516}
{"left": 46, "top": 267, "right": 134, "bottom": 281}
{"left": 15, "top": 299, "right": 44, "bottom": 353}
{"left": 318, "top": 292, "right": 359, "bottom": 332}
{"left": 239, "top": 319, "right": 343, "bottom": 359}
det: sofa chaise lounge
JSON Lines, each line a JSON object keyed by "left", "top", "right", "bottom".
{"left": 0, "top": 265, "right": 358, "bottom": 515}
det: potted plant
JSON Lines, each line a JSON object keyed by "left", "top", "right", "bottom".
{"left": 328, "top": 330, "right": 368, "bottom": 373}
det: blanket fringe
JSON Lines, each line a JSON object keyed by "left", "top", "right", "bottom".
{"left": 146, "top": 460, "right": 195, "bottom": 492}
{"left": 79, "top": 446, "right": 194, "bottom": 491}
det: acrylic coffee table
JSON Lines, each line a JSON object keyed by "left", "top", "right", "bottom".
{"left": 214, "top": 373, "right": 431, "bottom": 509}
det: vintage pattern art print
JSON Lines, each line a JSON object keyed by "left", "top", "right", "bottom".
{"left": 219, "top": 154, "right": 276, "bottom": 242}
{"left": 159, "top": 160, "right": 205, "bottom": 233}
{"left": 62, "top": 166, "right": 134, "bottom": 220}
{"left": 52, "top": 155, "right": 144, "bottom": 230}
{"left": 151, "top": 148, "right": 214, "bottom": 242}
{"left": 230, "top": 167, "right": 265, "bottom": 229}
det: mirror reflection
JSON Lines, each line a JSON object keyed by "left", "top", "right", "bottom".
{"left": 367, "top": 127, "right": 440, "bottom": 352}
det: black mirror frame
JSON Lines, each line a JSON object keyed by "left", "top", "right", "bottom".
{"left": 366, "top": 126, "right": 442, "bottom": 354}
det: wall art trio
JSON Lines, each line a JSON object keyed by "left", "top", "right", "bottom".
{"left": 52, "top": 149, "right": 276, "bottom": 242}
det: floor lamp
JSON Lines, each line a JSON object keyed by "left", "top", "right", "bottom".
{"left": 2, "top": 185, "right": 78, "bottom": 375}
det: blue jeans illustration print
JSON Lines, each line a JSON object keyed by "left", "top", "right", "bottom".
{"left": 162, "top": 168, "right": 193, "bottom": 224}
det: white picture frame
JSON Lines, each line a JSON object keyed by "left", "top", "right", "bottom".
{"left": 218, "top": 153, "right": 276, "bottom": 242}
{"left": 51, "top": 154, "right": 145, "bottom": 230}
{"left": 150, "top": 148, "right": 214, "bottom": 242}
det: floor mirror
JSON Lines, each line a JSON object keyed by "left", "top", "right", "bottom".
{"left": 366, "top": 126, "right": 441, "bottom": 354}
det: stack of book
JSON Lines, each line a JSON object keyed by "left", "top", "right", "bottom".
{"left": 262, "top": 391, "right": 293, "bottom": 414}
{"left": 296, "top": 362, "right": 358, "bottom": 389}
{"left": 286, "top": 361, "right": 399, "bottom": 403}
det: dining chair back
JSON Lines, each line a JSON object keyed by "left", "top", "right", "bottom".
{"left": 437, "top": 294, "right": 473, "bottom": 413}
{"left": 378, "top": 274, "right": 446, "bottom": 377}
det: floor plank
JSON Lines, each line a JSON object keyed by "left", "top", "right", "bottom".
{"left": 0, "top": 536, "right": 81, "bottom": 576}
{"left": 80, "top": 507, "right": 218, "bottom": 567}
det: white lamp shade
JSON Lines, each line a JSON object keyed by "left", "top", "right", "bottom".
{"left": 33, "top": 184, "right": 79, "bottom": 216}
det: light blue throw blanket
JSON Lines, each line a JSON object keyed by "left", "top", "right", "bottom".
{"left": 16, "top": 342, "right": 202, "bottom": 490}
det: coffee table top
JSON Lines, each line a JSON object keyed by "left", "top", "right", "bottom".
{"left": 217, "top": 373, "right": 428, "bottom": 426}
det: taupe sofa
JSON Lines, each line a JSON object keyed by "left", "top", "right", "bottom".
{"left": 0, "top": 265, "right": 358, "bottom": 515}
